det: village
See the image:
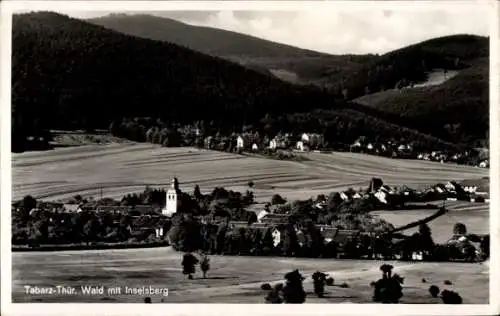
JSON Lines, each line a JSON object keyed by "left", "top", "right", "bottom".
{"left": 12, "top": 172, "right": 490, "bottom": 264}
{"left": 169, "top": 125, "right": 490, "bottom": 168}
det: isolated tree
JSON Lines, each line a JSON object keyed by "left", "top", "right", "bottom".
{"left": 453, "top": 223, "right": 467, "bottom": 235}
{"left": 283, "top": 270, "right": 306, "bottom": 303}
{"left": 193, "top": 185, "right": 202, "bottom": 200}
{"left": 312, "top": 271, "right": 327, "bottom": 298}
{"left": 200, "top": 254, "right": 210, "bottom": 279}
{"left": 271, "top": 194, "right": 287, "bottom": 205}
{"left": 247, "top": 181, "right": 255, "bottom": 189}
{"left": 372, "top": 264, "right": 403, "bottom": 303}
{"left": 441, "top": 290, "right": 463, "bottom": 304}
{"left": 428, "top": 285, "right": 440, "bottom": 298}
{"left": 181, "top": 253, "right": 199, "bottom": 280}
{"left": 20, "top": 195, "right": 37, "bottom": 213}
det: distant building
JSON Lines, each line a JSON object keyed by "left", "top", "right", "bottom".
{"left": 301, "top": 133, "right": 310, "bottom": 143}
{"left": 296, "top": 141, "right": 305, "bottom": 152}
{"left": 236, "top": 136, "right": 244, "bottom": 149}
{"left": 162, "top": 178, "right": 181, "bottom": 217}
{"left": 269, "top": 138, "right": 278, "bottom": 150}
{"left": 252, "top": 143, "right": 258, "bottom": 151}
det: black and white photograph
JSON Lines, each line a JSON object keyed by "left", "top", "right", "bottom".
{"left": 1, "top": 0, "right": 498, "bottom": 315}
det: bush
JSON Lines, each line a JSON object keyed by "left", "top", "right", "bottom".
{"left": 326, "top": 277, "right": 334, "bottom": 286}
{"left": 339, "top": 283, "right": 349, "bottom": 288}
{"left": 441, "top": 290, "right": 463, "bottom": 304}
{"left": 444, "top": 280, "right": 452, "bottom": 285}
{"left": 283, "top": 270, "right": 306, "bottom": 304}
{"left": 261, "top": 283, "right": 272, "bottom": 291}
{"left": 428, "top": 285, "right": 440, "bottom": 298}
{"left": 271, "top": 194, "right": 287, "bottom": 205}
{"left": 312, "top": 271, "right": 327, "bottom": 297}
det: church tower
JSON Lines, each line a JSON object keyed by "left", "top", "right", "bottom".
{"left": 163, "top": 177, "right": 180, "bottom": 217}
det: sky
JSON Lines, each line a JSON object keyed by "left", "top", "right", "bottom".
{"left": 32, "top": 4, "right": 491, "bottom": 55}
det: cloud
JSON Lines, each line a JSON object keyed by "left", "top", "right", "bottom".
{"left": 170, "top": 8, "right": 490, "bottom": 54}
{"left": 58, "top": 6, "right": 489, "bottom": 55}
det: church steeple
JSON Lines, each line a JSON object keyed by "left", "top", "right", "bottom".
{"left": 163, "top": 177, "right": 180, "bottom": 217}
{"left": 171, "top": 177, "right": 179, "bottom": 190}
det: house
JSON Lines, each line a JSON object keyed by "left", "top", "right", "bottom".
{"left": 252, "top": 143, "right": 258, "bottom": 151}
{"left": 272, "top": 229, "right": 281, "bottom": 247}
{"left": 319, "top": 227, "right": 339, "bottom": 243}
{"left": 463, "top": 186, "right": 478, "bottom": 194}
{"left": 479, "top": 160, "right": 489, "bottom": 168}
{"left": 236, "top": 136, "right": 244, "bottom": 149}
{"left": 366, "top": 143, "right": 374, "bottom": 151}
{"left": 352, "top": 192, "right": 363, "bottom": 199}
{"left": 296, "top": 141, "right": 305, "bottom": 152}
{"left": 62, "top": 204, "right": 82, "bottom": 213}
{"left": 257, "top": 210, "right": 269, "bottom": 222}
{"left": 204, "top": 136, "right": 214, "bottom": 149}
{"left": 374, "top": 191, "right": 388, "bottom": 204}
{"left": 269, "top": 138, "right": 277, "bottom": 150}
{"left": 301, "top": 133, "right": 310, "bottom": 143}
{"left": 340, "top": 192, "right": 349, "bottom": 201}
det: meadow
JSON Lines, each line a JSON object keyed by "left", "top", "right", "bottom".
{"left": 12, "top": 246, "right": 489, "bottom": 303}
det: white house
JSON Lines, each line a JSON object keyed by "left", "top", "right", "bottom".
{"left": 257, "top": 210, "right": 269, "bottom": 223}
{"left": 367, "top": 143, "right": 374, "bottom": 150}
{"left": 269, "top": 138, "right": 277, "bottom": 150}
{"left": 155, "top": 227, "right": 164, "bottom": 238}
{"left": 63, "top": 204, "right": 83, "bottom": 213}
{"left": 479, "top": 160, "right": 489, "bottom": 168}
{"left": 236, "top": 136, "right": 244, "bottom": 149}
{"left": 340, "top": 192, "right": 349, "bottom": 201}
{"left": 397, "top": 144, "right": 406, "bottom": 152}
{"left": 296, "top": 141, "right": 305, "bottom": 151}
{"left": 301, "top": 133, "right": 310, "bottom": 143}
{"left": 252, "top": 143, "right": 258, "bottom": 151}
{"left": 374, "top": 191, "right": 388, "bottom": 204}
{"left": 162, "top": 178, "right": 181, "bottom": 217}
{"left": 272, "top": 229, "right": 281, "bottom": 247}
{"left": 353, "top": 192, "right": 363, "bottom": 199}
{"left": 464, "top": 186, "right": 478, "bottom": 193}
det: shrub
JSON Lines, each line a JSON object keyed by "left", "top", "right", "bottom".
{"left": 421, "top": 278, "right": 427, "bottom": 283}
{"left": 339, "top": 283, "right": 349, "bottom": 288}
{"left": 429, "top": 285, "right": 440, "bottom": 298}
{"left": 444, "top": 280, "right": 452, "bottom": 285}
{"left": 312, "top": 271, "right": 327, "bottom": 297}
{"left": 261, "top": 283, "right": 272, "bottom": 291}
{"left": 441, "top": 290, "right": 463, "bottom": 304}
{"left": 326, "top": 277, "right": 334, "bottom": 286}
{"left": 283, "top": 269, "right": 306, "bottom": 304}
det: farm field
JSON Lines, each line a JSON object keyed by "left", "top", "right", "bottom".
{"left": 11, "top": 143, "right": 488, "bottom": 203}
{"left": 12, "top": 246, "right": 489, "bottom": 303}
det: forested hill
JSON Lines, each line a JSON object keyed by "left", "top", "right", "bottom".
{"left": 12, "top": 12, "right": 337, "bottom": 139}
{"left": 88, "top": 13, "right": 376, "bottom": 86}
{"left": 350, "top": 57, "right": 489, "bottom": 146}
{"left": 12, "top": 12, "right": 460, "bottom": 153}
{"left": 339, "top": 34, "right": 489, "bottom": 100}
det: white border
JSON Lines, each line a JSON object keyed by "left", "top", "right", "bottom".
{"left": 1, "top": 1, "right": 498, "bottom": 316}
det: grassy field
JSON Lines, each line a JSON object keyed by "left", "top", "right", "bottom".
{"left": 11, "top": 143, "right": 488, "bottom": 203}
{"left": 12, "top": 247, "right": 489, "bottom": 303}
